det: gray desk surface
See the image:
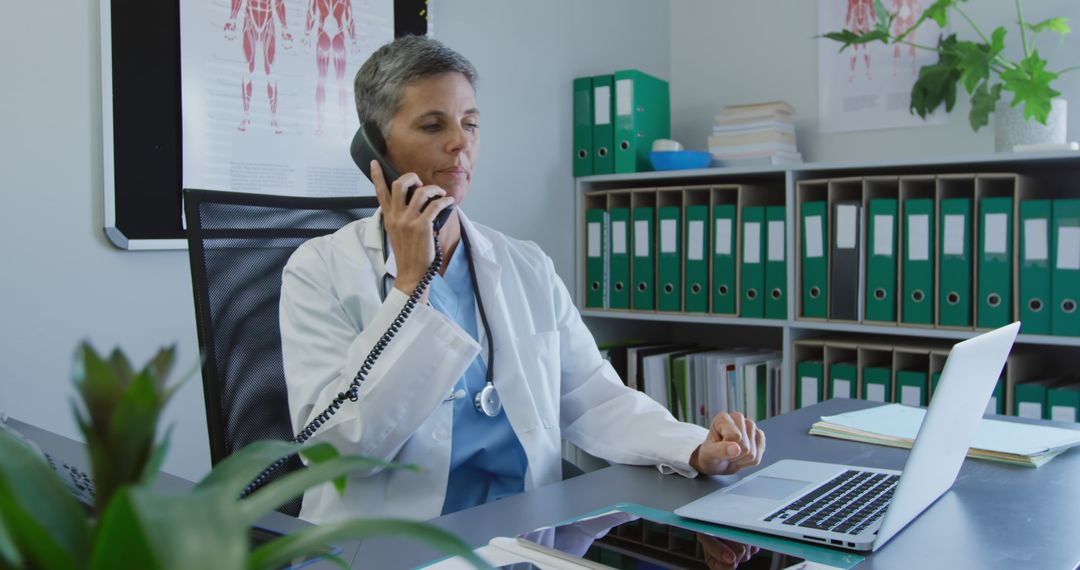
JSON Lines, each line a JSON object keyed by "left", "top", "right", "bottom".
{"left": 355, "top": 399, "right": 1080, "bottom": 570}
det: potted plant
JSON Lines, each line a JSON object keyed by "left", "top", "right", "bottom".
{"left": 823, "top": 0, "right": 1078, "bottom": 150}
{"left": 0, "top": 343, "right": 492, "bottom": 569}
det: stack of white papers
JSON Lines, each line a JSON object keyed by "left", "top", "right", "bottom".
{"left": 810, "top": 404, "right": 1080, "bottom": 467}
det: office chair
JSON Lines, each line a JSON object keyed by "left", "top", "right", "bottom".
{"left": 184, "top": 189, "right": 379, "bottom": 516}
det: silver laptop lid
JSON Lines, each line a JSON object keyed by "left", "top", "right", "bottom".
{"left": 873, "top": 322, "right": 1020, "bottom": 549}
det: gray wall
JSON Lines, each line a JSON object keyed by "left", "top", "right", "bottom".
{"left": 671, "top": 0, "right": 1080, "bottom": 163}
{"left": 0, "top": 0, "right": 670, "bottom": 482}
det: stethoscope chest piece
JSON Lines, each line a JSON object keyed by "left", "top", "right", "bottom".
{"left": 474, "top": 382, "right": 502, "bottom": 417}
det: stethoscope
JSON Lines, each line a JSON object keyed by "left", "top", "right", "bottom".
{"left": 381, "top": 222, "right": 502, "bottom": 417}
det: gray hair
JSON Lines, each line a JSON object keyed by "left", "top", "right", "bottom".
{"left": 354, "top": 35, "right": 479, "bottom": 137}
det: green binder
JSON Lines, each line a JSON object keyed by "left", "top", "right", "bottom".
{"left": 1052, "top": 199, "right": 1080, "bottom": 336}
{"left": 585, "top": 208, "right": 608, "bottom": 309}
{"left": 712, "top": 204, "right": 737, "bottom": 315}
{"left": 796, "top": 360, "right": 824, "bottom": 409}
{"left": 865, "top": 199, "right": 898, "bottom": 322}
{"left": 740, "top": 206, "right": 765, "bottom": 318}
{"left": 670, "top": 354, "right": 692, "bottom": 422}
{"left": 572, "top": 77, "right": 593, "bottom": 177}
{"left": 609, "top": 207, "right": 631, "bottom": 309}
{"left": 896, "top": 370, "right": 927, "bottom": 407}
{"left": 591, "top": 74, "right": 614, "bottom": 175}
{"left": 765, "top": 206, "right": 787, "bottom": 320}
{"left": 829, "top": 362, "right": 857, "bottom": 400}
{"left": 632, "top": 207, "right": 655, "bottom": 311}
{"left": 684, "top": 205, "right": 709, "bottom": 313}
{"left": 1014, "top": 379, "right": 1053, "bottom": 419}
{"left": 939, "top": 198, "right": 972, "bottom": 327}
{"left": 987, "top": 374, "right": 1004, "bottom": 415}
{"left": 862, "top": 366, "right": 892, "bottom": 403}
{"left": 613, "top": 69, "right": 670, "bottom": 174}
{"left": 902, "top": 199, "right": 935, "bottom": 325}
{"left": 977, "top": 197, "right": 1013, "bottom": 329}
{"left": 1047, "top": 382, "right": 1080, "bottom": 423}
{"left": 930, "top": 371, "right": 942, "bottom": 399}
{"left": 800, "top": 201, "right": 828, "bottom": 318}
{"left": 1019, "top": 200, "right": 1052, "bottom": 334}
{"left": 658, "top": 206, "right": 682, "bottom": 312}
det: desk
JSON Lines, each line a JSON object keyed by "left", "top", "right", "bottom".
{"left": 355, "top": 399, "right": 1080, "bottom": 569}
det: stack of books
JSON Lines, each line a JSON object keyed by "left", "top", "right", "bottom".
{"left": 709, "top": 101, "right": 802, "bottom": 167}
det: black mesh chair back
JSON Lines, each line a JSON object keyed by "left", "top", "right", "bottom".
{"left": 184, "top": 189, "right": 378, "bottom": 516}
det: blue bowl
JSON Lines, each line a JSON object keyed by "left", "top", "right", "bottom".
{"left": 649, "top": 150, "right": 712, "bottom": 171}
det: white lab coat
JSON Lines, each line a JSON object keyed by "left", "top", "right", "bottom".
{"left": 280, "top": 209, "right": 708, "bottom": 524}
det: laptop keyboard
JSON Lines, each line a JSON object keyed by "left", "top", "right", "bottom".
{"left": 763, "top": 470, "right": 899, "bottom": 535}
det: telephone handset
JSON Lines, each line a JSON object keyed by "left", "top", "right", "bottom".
{"left": 350, "top": 121, "right": 453, "bottom": 232}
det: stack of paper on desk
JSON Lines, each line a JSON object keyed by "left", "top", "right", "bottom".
{"left": 809, "top": 404, "right": 1080, "bottom": 467}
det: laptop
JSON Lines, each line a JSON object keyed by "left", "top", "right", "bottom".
{"left": 674, "top": 321, "right": 1020, "bottom": 552}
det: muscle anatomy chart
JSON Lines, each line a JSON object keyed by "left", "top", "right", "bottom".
{"left": 181, "top": 0, "right": 394, "bottom": 197}
{"left": 818, "top": 0, "right": 946, "bottom": 133}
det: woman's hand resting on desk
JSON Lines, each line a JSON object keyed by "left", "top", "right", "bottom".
{"left": 689, "top": 412, "right": 766, "bottom": 476}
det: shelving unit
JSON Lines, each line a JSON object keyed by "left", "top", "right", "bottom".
{"left": 574, "top": 151, "right": 1080, "bottom": 416}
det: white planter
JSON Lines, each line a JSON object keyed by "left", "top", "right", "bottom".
{"left": 995, "top": 98, "right": 1067, "bottom": 152}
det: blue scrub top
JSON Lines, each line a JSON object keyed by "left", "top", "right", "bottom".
{"left": 426, "top": 243, "right": 528, "bottom": 516}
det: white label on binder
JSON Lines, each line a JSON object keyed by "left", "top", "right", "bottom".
{"left": 908, "top": 214, "right": 929, "bottom": 261}
{"left": 587, "top": 223, "right": 601, "bottom": 258}
{"left": 615, "top": 79, "right": 633, "bottom": 116}
{"left": 688, "top": 220, "right": 705, "bottom": 261}
{"left": 900, "top": 386, "right": 922, "bottom": 407}
{"left": 805, "top": 215, "right": 824, "bottom": 259}
{"left": 1018, "top": 402, "right": 1043, "bottom": 419}
{"left": 716, "top": 218, "right": 732, "bottom": 255}
{"left": 594, "top": 86, "right": 610, "bottom": 125}
{"left": 744, "top": 222, "right": 761, "bottom": 264}
{"left": 833, "top": 379, "right": 851, "bottom": 399}
{"left": 800, "top": 377, "right": 819, "bottom": 407}
{"left": 768, "top": 220, "right": 785, "bottom": 262}
{"left": 944, "top": 214, "right": 965, "bottom": 255}
{"left": 1056, "top": 227, "right": 1080, "bottom": 270}
{"left": 867, "top": 384, "right": 886, "bottom": 402}
{"left": 985, "top": 396, "right": 998, "bottom": 416}
{"left": 1024, "top": 218, "right": 1048, "bottom": 261}
{"left": 984, "top": 213, "right": 1008, "bottom": 254}
{"left": 837, "top": 205, "right": 857, "bottom": 249}
{"left": 635, "top": 220, "right": 649, "bottom": 257}
{"left": 873, "top": 214, "right": 894, "bottom": 256}
{"left": 661, "top": 219, "right": 677, "bottom": 253}
{"left": 612, "top": 221, "right": 627, "bottom": 254}
{"left": 1051, "top": 405, "right": 1077, "bottom": 423}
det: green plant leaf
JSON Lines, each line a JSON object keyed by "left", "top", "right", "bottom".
{"left": 195, "top": 439, "right": 304, "bottom": 494}
{"left": 821, "top": 29, "right": 890, "bottom": 52}
{"left": 73, "top": 342, "right": 122, "bottom": 428}
{"left": 140, "top": 424, "right": 174, "bottom": 486}
{"left": 923, "top": 0, "right": 954, "bottom": 28}
{"left": 909, "top": 35, "right": 963, "bottom": 118}
{"left": 0, "top": 508, "right": 23, "bottom": 569}
{"left": 1026, "top": 17, "right": 1071, "bottom": 43}
{"left": 146, "top": 345, "right": 177, "bottom": 391}
{"left": 238, "top": 455, "right": 413, "bottom": 525}
{"left": 0, "top": 430, "right": 91, "bottom": 568}
{"left": 1001, "top": 51, "right": 1062, "bottom": 124}
{"left": 249, "top": 518, "right": 495, "bottom": 570}
{"left": 969, "top": 81, "right": 1003, "bottom": 131}
{"left": 990, "top": 26, "right": 1007, "bottom": 55}
{"left": 953, "top": 40, "right": 993, "bottom": 94}
{"left": 107, "top": 348, "right": 136, "bottom": 389}
{"left": 92, "top": 487, "right": 250, "bottom": 570}
{"left": 298, "top": 441, "right": 347, "bottom": 496}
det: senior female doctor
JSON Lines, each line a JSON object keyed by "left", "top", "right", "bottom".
{"left": 280, "top": 36, "right": 766, "bottom": 525}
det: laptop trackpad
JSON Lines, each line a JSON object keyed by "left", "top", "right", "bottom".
{"left": 729, "top": 476, "right": 814, "bottom": 500}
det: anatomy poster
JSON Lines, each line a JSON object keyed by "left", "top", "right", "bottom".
{"left": 181, "top": 0, "right": 394, "bottom": 197}
{"left": 818, "top": 0, "right": 947, "bottom": 133}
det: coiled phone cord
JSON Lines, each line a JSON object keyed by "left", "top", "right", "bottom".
{"left": 240, "top": 235, "right": 444, "bottom": 499}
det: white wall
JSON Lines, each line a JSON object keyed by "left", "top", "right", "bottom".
{"left": 0, "top": 0, "right": 669, "bottom": 482}
{"left": 430, "top": 0, "right": 671, "bottom": 281}
{"left": 671, "top": 0, "right": 1080, "bottom": 163}
{"left": 0, "top": 2, "right": 209, "bottom": 480}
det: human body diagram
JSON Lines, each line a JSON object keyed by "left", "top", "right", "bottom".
{"left": 304, "top": 0, "right": 360, "bottom": 136}
{"left": 225, "top": 0, "right": 293, "bottom": 133}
